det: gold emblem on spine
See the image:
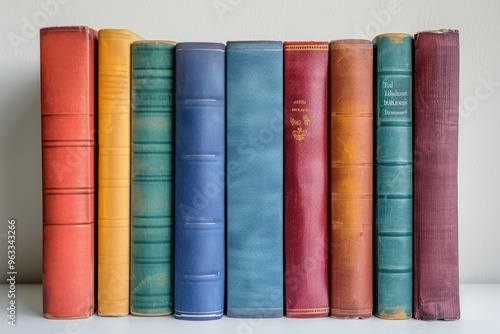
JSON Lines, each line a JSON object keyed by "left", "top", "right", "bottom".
{"left": 290, "top": 100, "right": 310, "bottom": 141}
{"left": 292, "top": 127, "right": 307, "bottom": 141}
{"left": 290, "top": 117, "right": 301, "bottom": 126}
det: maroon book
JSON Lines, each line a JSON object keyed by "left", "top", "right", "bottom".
{"left": 413, "top": 29, "right": 460, "bottom": 320}
{"left": 284, "top": 42, "right": 329, "bottom": 318}
{"left": 40, "top": 26, "right": 97, "bottom": 319}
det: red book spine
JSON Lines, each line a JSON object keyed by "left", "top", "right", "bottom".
{"left": 413, "top": 29, "right": 460, "bottom": 320}
{"left": 284, "top": 42, "right": 330, "bottom": 317}
{"left": 40, "top": 26, "right": 97, "bottom": 319}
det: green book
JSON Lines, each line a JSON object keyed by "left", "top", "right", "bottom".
{"left": 373, "top": 33, "right": 413, "bottom": 319}
{"left": 130, "top": 40, "right": 175, "bottom": 316}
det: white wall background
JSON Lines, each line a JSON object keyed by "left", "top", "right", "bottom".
{"left": 0, "top": 0, "right": 499, "bottom": 283}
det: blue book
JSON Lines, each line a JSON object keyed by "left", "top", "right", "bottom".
{"left": 226, "top": 41, "right": 284, "bottom": 318}
{"left": 373, "top": 33, "right": 413, "bottom": 319}
{"left": 174, "top": 42, "right": 225, "bottom": 320}
{"left": 130, "top": 41, "right": 175, "bottom": 316}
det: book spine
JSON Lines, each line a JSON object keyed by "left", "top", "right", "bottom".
{"left": 413, "top": 30, "right": 460, "bottom": 320}
{"left": 40, "top": 26, "right": 97, "bottom": 319}
{"left": 97, "top": 29, "right": 142, "bottom": 316}
{"left": 284, "top": 41, "right": 329, "bottom": 318}
{"left": 130, "top": 41, "right": 175, "bottom": 316}
{"left": 329, "top": 39, "right": 373, "bottom": 319}
{"left": 373, "top": 33, "right": 413, "bottom": 320}
{"left": 226, "top": 41, "right": 284, "bottom": 318}
{"left": 174, "top": 42, "right": 225, "bottom": 320}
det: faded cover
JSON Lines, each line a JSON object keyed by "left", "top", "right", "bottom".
{"left": 130, "top": 41, "right": 175, "bottom": 316}
{"left": 97, "top": 29, "right": 142, "bottom": 316}
{"left": 40, "top": 26, "right": 97, "bottom": 319}
{"left": 413, "top": 29, "right": 460, "bottom": 320}
{"left": 174, "top": 43, "right": 225, "bottom": 320}
{"left": 226, "top": 41, "right": 284, "bottom": 318}
{"left": 284, "top": 41, "right": 329, "bottom": 318}
{"left": 329, "top": 39, "right": 373, "bottom": 319}
{"left": 373, "top": 33, "right": 413, "bottom": 319}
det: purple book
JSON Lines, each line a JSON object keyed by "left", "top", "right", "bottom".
{"left": 413, "top": 29, "right": 460, "bottom": 320}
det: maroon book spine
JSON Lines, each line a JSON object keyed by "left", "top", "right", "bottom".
{"left": 284, "top": 42, "right": 329, "bottom": 318}
{"left": 413, "top": 29, "right": 460, "bottom": 320}
{"left": 40, "top": 26, "right": 97, "bottom": 319}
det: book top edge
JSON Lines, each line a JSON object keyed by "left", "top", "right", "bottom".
{"left": 415, "top": 29, "right": 459, "bottom": 35}
{"left": 132, "top": 40, "right": 176, "bottom": 45}
{"left": 98, "top": 29, "right": 142, "bottom": 40}
{"left": 40, "top": 26, "right": 95, "bottom": 33}
{"left": 176, "top": 42, "right": 225, "bottom": 51}
{"left": 227, "top": 41, "right": 283, "bottom": 50}
{"left": 330, "top": 39, "right": 372, "bottom": 48}
{"left": 373, "top": 33, "right": 413, "bottom": 43}
{"left": 284, "top": 41, "right": 328, "bottom": 45}
{"left": 284, "top": 41, "right": 329, "bottom": 50}
{"left": 414, "top": 29, "right": 459, "bottom": 48}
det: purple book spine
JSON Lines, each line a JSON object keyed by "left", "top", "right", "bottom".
{"left": 413, "top": 29, "right": 460, "bottom": 320}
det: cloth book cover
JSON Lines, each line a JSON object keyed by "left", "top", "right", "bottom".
{"left": 226, "top": 41, "right": 284, "bottom": 318}
{"left": 284, "top": 41, "right": 330, "bottom": 318}
{"left": 40, "top": 26, "right": 97, "bottom": 319}
{"left": 97, "top": 28, "right": 142, "bottom": 316}
{"left": 130, "top": 40, "right": 175, "bottom": 316}
{"left": 329, "top": 39, "right": 373, "bottom": 319}
{"left": 373, "top": 33, "right": 413, "bottom": 319}
{"left": 413, "top": 29, "right": 460, "bottom": 321}
{"left": 174, "top": 42, "right": 226, "bottom": 320}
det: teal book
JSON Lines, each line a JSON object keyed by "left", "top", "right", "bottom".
{"left": 226, "top": 41, "right": 284, "bottom": 318}
{"left": 373, "top": 33, "right": 413, "bottom": 319}
{"left": 130, "top": 40, "right": 175, "bottom": 316}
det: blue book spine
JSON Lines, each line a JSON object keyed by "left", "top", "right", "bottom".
{"left": 373, "top": 34, "right": 413, "bottom": 319}
{"left": 226, "top": 41, "right": 284, "bottom": 318}
{"left": 130, "top": 41, "right": 175, "bottom": 315}
{"left": 174, "top": 42, "right": 225, "bottom": 320}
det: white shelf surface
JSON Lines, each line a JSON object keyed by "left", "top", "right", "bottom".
{"left": 1, "top": 284, "right": 498, "bottom": 333}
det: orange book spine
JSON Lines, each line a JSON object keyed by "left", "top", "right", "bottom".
{"left": 329, "top": 39, "right": 373, "bottom": 319}
{"left": 97, "top": 29, "right": 142, "bottom": 316}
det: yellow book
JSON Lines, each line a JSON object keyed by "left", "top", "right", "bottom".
{"left": 97, "top": 29, "right": 142, "bottom": 316}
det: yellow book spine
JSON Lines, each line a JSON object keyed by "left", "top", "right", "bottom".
{"left": 97, "top": 29, "right": 142, "bottom": 316}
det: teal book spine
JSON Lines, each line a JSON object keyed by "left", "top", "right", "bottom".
{"left": 373, "top": 33, "right": 413, "bottom": 319}
{"left": 130, "top": 41, "right": 175, "bottom": 316}
{"left": 226, "top": 41, "right": 284, "bottom": 318}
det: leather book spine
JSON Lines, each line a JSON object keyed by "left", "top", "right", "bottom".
{"left": 174, "top": 42, "right": 225, "bottom": 320}
{"left": 329, "top": 39, "right": 373, "bottom": 319}
{"left": 97, "top": 29, "right": 142, "bottom": 316}
{"left": 226, "top": 41, "right": 284, "bottom": 318}
{"left": 413, "top": 29, "right": 460, "bottom": 321}
{"left": 40, "top": 26, "right": 97, "bottom": 319}
{"left": 130, "top": 41, "right": 176, "bottom": 316}
{"left": 284, "top": 41, "right": 329, "bottom": 318}
{"left": 373, "top": 33, "right": 413, "bottom": 320}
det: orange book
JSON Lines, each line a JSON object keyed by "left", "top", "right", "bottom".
{"left": 329, "top": 39, "right": 373, "bottom": 319}
{"left": 97, "top": 29, "right": 142, "bottom": 316}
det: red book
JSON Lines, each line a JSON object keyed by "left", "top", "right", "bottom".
{"left": 284, "top": 41, "right": 329, "bottom": 318}
{"left": 40, "top": 26, "right": 97, "bottom": 319}
{"left": 413, "top": 29, "right": 460, "bottom": 320}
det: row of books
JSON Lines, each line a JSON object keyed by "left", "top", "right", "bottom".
{"left": 40, "top": 26, "right": 460, "bottom": 321}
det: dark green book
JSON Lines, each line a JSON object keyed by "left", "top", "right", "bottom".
{"left": 373, "top": 33, "right": 413, "bottom": 319}
{"left": 130, "top": 40, "right": 175, "bottom": 316}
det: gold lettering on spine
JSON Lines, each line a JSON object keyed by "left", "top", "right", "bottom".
{"left": 291, "top": 100, "right": 310, "bottom": 141}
